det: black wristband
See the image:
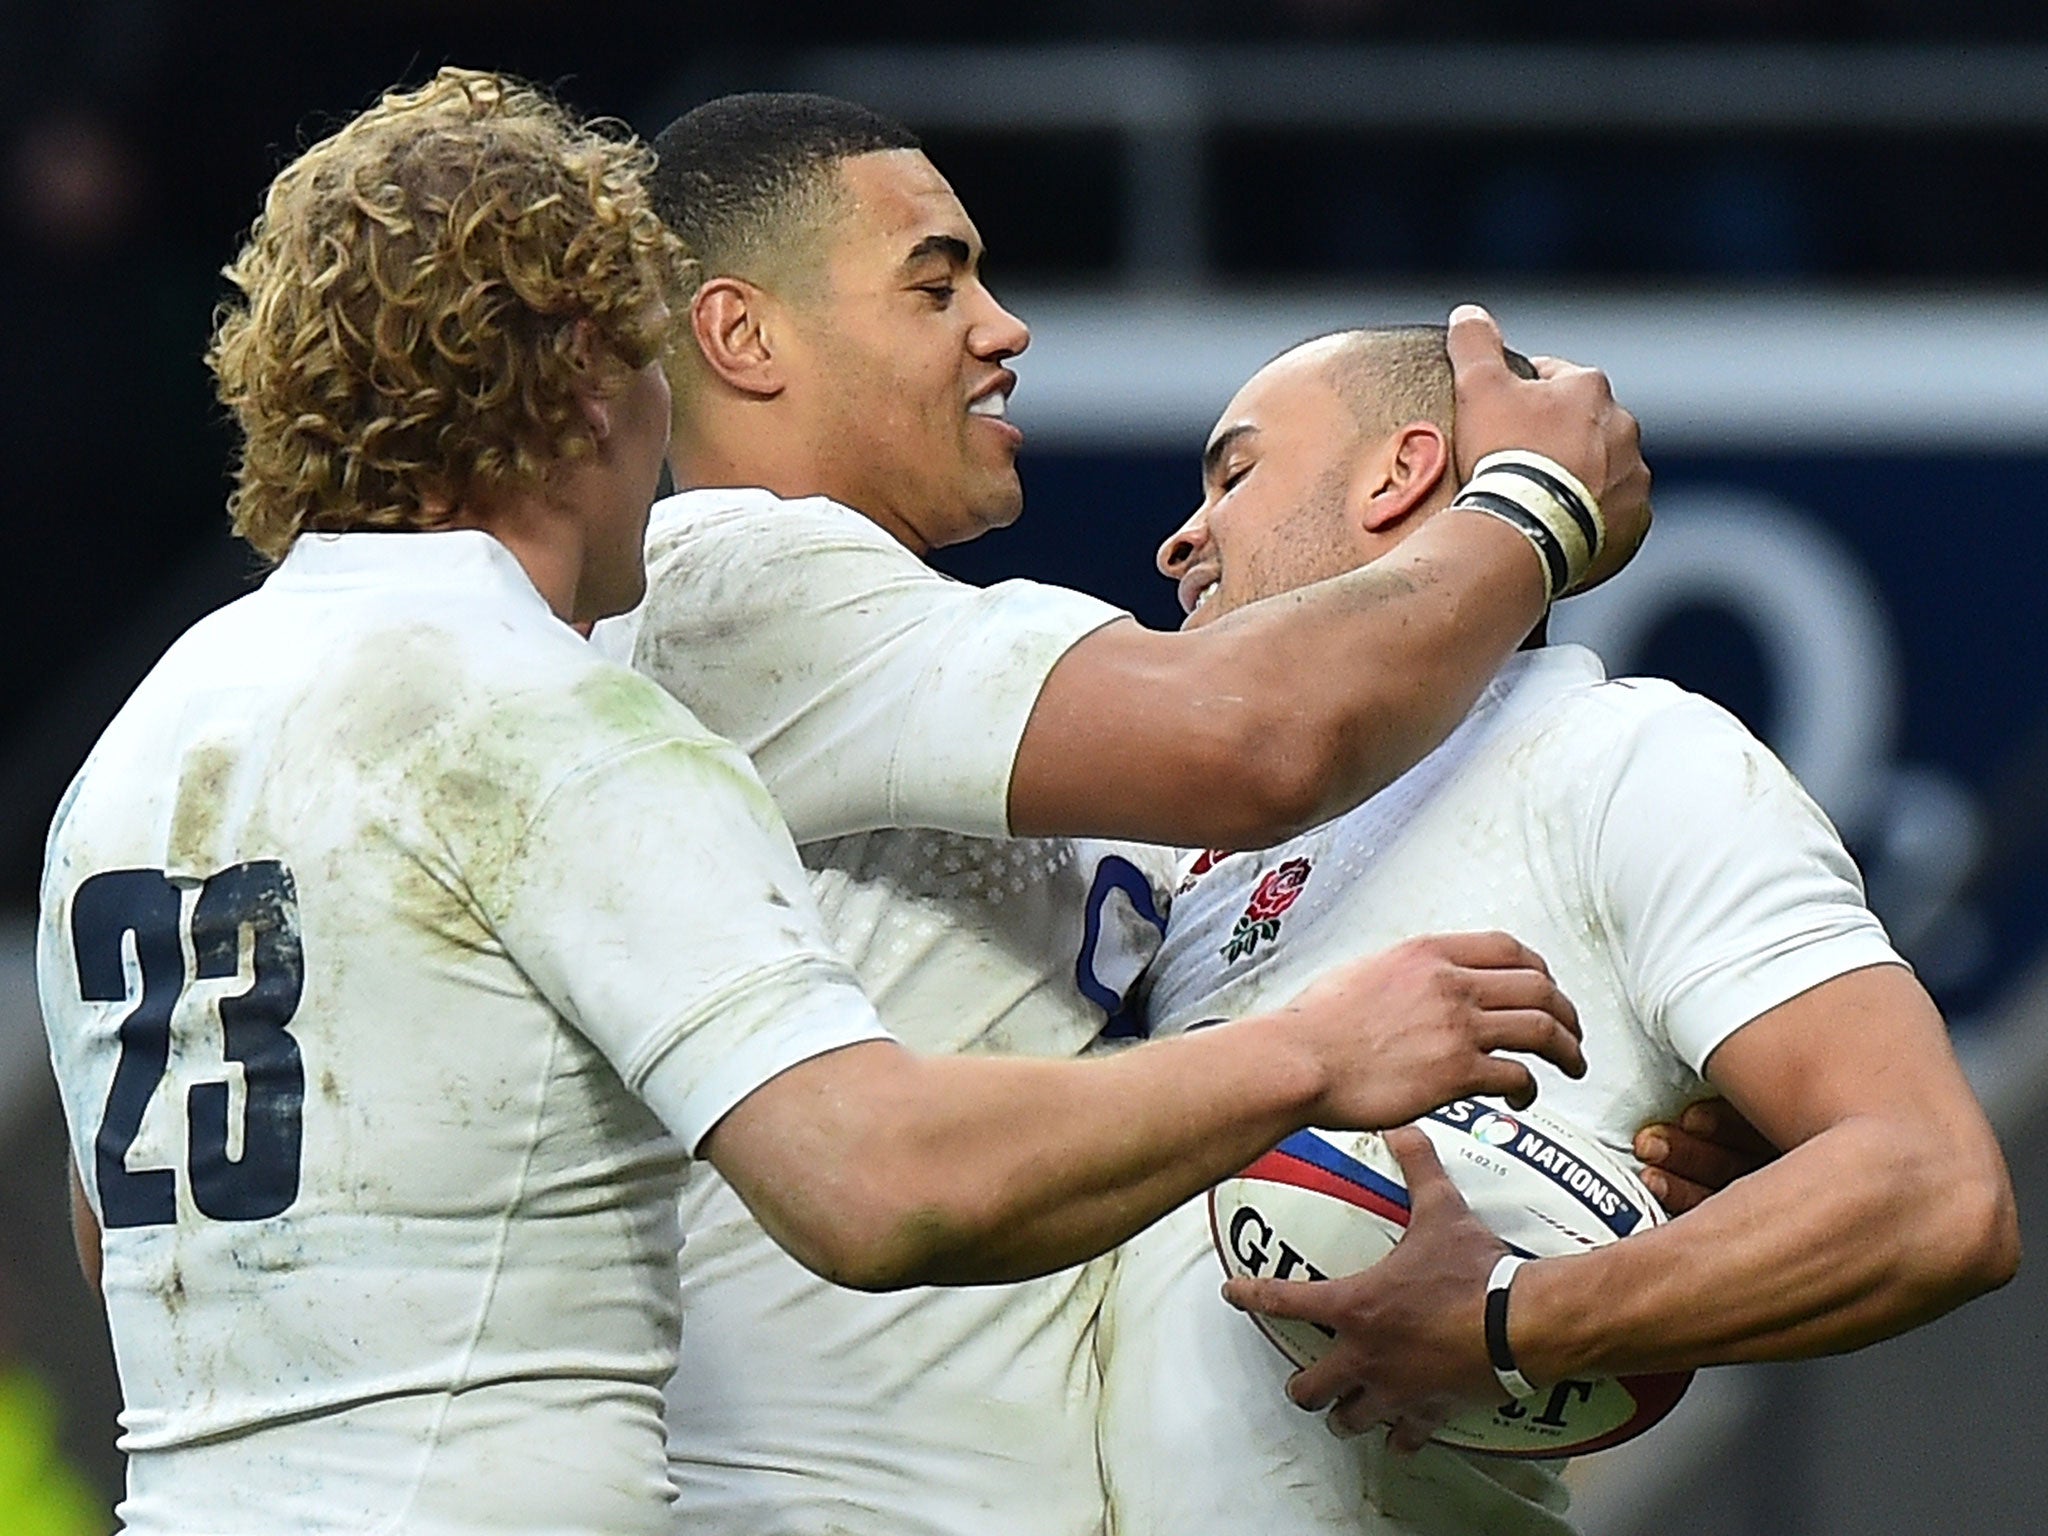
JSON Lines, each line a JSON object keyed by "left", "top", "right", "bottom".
{"left": 1484, "top": 1254, "right": 1537, "bottom": 1399}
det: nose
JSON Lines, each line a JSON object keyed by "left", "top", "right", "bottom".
{"left": 973, "top": 289, "right": 1031, "bottom": 362}
{"left": 1157, "top": 510, "right": 1209, "bottom": 579}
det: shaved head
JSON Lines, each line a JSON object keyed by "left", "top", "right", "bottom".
{"left": 1295, "top": 325, "right": 1539, "bottom": 446}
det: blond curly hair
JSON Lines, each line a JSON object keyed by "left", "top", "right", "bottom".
{"left": 208, "top": 67, "right": 691, "bottom": 560}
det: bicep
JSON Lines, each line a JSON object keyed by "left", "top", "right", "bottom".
{"left": 638, "top": 513, "right": 1115, "bottom": 842}
{"left": 1011, "top": 620, "right": 1208, "bottom": 837}
{"left": 1011, "top": 619, "right": 1286, "bottom": 845}
{"left": 696, "top": 1039, "right": 926, "bottom": 1287}
{"left": 1703, "top": 963, "right": 1988, "bottom": 1156}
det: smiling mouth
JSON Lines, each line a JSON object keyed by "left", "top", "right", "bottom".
{"left": 967, "top": 391, "right": 1009, "bottom": 420}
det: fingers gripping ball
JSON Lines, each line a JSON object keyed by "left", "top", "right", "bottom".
{"left": 1208, "top": 1098, "right": 1693, "bottom": 1457}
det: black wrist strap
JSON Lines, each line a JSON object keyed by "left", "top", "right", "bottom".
{"left": 1484, "top": 1254, "right": 1537, "bottom": 1399}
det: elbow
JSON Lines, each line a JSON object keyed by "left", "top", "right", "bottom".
{"left": 1956, "top": 1171, "right": 2022, "bottom": 1298}
{"left": 782, "top": 1177, "right": 991, "bottom": 1294}
{"left": 806, "top": 1212, "right": 956, "bottom": 1294}
{"left": 1918, "top": 1157, "right": 2021, "bottom": 1308}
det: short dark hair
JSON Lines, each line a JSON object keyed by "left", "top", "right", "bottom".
{"left": 648, "top": 92, "right": 920, "bottom": 287}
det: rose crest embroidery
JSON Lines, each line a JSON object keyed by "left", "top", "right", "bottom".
{"left": 1221, "top": 857, "right": 1313, "bottom": 963}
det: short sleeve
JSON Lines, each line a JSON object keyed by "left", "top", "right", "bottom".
{"left": 484, "top": 731, "right": 893, "bottom": 1152}
{"left": 1588, "top": 687, "right": 1905, "bottom": 1075}
{"left": 623, "top": 491, "right": 1124, "bottom": 843}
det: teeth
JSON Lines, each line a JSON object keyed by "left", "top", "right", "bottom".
{"left": 968, "top": 392, "right": 1008, "bottom": 419}
{"left": 1192, "top": 580, "right": 1217, "bottom": 612}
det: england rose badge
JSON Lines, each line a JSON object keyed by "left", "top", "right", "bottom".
{"left": 1221, "top": 857, "right": 1313, "bottom": 963}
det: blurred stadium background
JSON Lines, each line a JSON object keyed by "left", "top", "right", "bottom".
{"left": 2, "top": 3, "right": 2043, "bottom": 1531}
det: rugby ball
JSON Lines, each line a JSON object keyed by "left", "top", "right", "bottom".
{"left": 1208, "top": 1097, "right": 1693, "bottom": 1457}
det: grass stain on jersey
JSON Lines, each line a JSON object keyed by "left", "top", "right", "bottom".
{"left": 166, "top": 741, "right": 236, "bottom": 879}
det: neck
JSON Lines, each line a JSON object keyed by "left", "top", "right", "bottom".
{"left": 671, "top": 403, "right": 930, "bottom": 556}
{"left": 450, "top": 487, "right": 582, "bottom": 622}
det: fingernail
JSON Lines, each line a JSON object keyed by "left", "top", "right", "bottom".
{"left": 1638, "top": 1131, "right": 1669, "bottom": 1162}
{"left": 1681, "top": 1103, "right": 1714, "bottom": 1133}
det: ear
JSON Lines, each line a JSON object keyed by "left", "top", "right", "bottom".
{"left": 690, "top": 277, "right": 786, "bottom": 400}
{"left": 567, "top": 317, "right": 615, "bottom": 442}
{"left": 1356, "top": 421, "right": 1452, "bottom": 534}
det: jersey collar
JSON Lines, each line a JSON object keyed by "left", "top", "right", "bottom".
{"left": 267, "top": 530, "right": 555, "bottom": 619}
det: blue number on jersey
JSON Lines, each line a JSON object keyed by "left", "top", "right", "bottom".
{"left": 72, "top": 861, "right": 306, "bottom": 1227}
{"left": 1075, "top": 856, "right": 1167, "bottom": 1041}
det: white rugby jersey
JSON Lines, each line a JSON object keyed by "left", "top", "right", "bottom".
{"left": 1100, "top": 645, "right": 1903, "bottom": 1536}
{"left": 37, "top": 531, "right": 888, "bottom": 1536}
{"left": 605, "top": 489, "right": 1175, "bottom": 1536}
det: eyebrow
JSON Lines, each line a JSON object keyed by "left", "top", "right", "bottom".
{"left": 1202, "top": 424, "right": 1257, "bottom": 487}
{"left": 900, "top": 233, "right": 973, "bottom": 272}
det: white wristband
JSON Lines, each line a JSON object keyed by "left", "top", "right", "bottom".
{"left": 1452, "top": 450, "right": 1606, "bottom": 603}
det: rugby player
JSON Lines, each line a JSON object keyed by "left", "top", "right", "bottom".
{"left": 37, "top": 74, "right": 1593, "bottom": 1536}
{"left": 1099, "top": 326, "right": 2020, "bottom": 1534}
{"left": 606, "top": 94, "right": 1738, "bottom": 1536}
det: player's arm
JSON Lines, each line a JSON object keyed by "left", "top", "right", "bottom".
{"left": 1221, "top": 703, "right": 2019, "bottom": 1437}
{"left": 1242, "top": 965, "right": 2016, "bottom": 1442}
{"left": 701, "top": 930, "right": 1587, "bottom": 1291}
{"left": 1502, "top": 963, "right": 2015, "bottom": 1375}
{"left": 1008, "top": 306, "right": 1651, "bottom": 847}
{"left": 493, "top": 701, "right": 1582, "bottom": 1294}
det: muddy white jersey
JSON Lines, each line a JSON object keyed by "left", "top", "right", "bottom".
{"left": 1102, "top": 644, "right": 1902, "bottom": 1536}
{"left": 608, "top": 489, "right": 1172, "bottom": 1536}
{"left": 37, "top": 531, "right": 889, "bottom": 1536}
{"left": 594, "top": 488, "right": 1125, "bottom": 843}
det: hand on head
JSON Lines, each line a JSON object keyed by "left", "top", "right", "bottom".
{"left": 1446, "top": 305, "right": 1651, "bottom": 592}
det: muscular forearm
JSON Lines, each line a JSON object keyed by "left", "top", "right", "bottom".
{"left": 902, "top": 1024, "right": 1344, "bottom": 1284}
{"left": 723, "top": 1022, "right": 1327, "bottom": 1290}
{"left": 1010, "top": 512, "right": 1546, "bottom": 847}
{"left": 1204, "top": 511, "right": 1546, "bottom": 839}
{"left": 1512, "top": 1112, "right": 2018, "bottom": 1381}
{"left": 712, "top": 933, "right": 1582, "bottom": 1292}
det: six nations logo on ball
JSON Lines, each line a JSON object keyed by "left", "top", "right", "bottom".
{"left": 1471, "top": 1111, "right": 1522, "bottom": 1148}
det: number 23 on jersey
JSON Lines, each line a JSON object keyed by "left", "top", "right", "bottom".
{"left": 68, "top": 860, "right": 307, "bottom": 1228}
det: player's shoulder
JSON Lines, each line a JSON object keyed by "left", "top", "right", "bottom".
{"left": 1513, "top": 651, "right": 1836, "bottom": 871}
{"left": 636, "top": 487, "right": 939, "bottom": 640}
{"left": 266, "top": 547, "right": 736, "bottom": 792}
{"left": 1517, "top": 647, "right": 1759, "bottom": 758}
{"left": 1488, "top": 649, "right": 1797, "bottom": 838}
{"left": 463, "top": 616, "right": 730, "bottom": 762}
